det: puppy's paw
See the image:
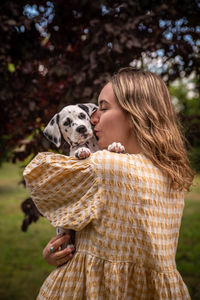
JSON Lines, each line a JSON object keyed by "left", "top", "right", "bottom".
{"left": 66, "top": 244, "right": 75, "bottom": 250}
{"left": 108, "top": 142, "right": 125, "bottom": 153}
{"left": 75, "top": 147, "right": 91, "bottom": 159}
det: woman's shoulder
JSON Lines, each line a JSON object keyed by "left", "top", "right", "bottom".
{"left": 91, "top": 150, "right": 168, "bottom": 181}
{"left": 91, "top": 150, "right": 126, "bottom": 165}
{"left": 92, "top": 149, "right": 146, "bottom": 160}
{"left": 91, "top": 150, "right": 149, "bottom": 171}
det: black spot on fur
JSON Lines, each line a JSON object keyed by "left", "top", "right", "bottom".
{"left": 79, "top": 113, "right": 86, "bottom": 119}
{"left": 48, "top": 135, "right": 53, "bottom": 140}
{"left": 64, "top": 118, "right": 72, "bottom": 127}
{"left": 78, "top": 104, "right": 89, "bottom": 114}
{"left": 56, "top": 114, "right": 60, "bottom": 124}
{"left": 92, "top": 107, "right": 97, "bottom": 112}
{"left": 75, "top": 152, "right": 79, "bottom": 159}
{"left": 54, "top": 137, "right": 58, "bottom": 144}
{"left": 50, "top": 118, "right": 55, "bottom": 126}
{"left": 68, "top": 138, "right": 72, "bottom": 146}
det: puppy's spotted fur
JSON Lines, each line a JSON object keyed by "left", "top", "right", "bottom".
{"left": 44, "top": 103, "right": 99, "bottom": 158}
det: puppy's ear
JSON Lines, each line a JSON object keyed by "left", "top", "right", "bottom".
{"left": 43, "top": 114, "right": 61, "bottom": 147}
{"left": 78, "top": 103, "right": 98, "bottom": 117}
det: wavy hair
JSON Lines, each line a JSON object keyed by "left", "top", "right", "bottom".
{"left": 111, "top": 67, "right": 194, "bottom": 191}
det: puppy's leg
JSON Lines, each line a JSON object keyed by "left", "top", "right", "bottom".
{"left": 75, "top": 147, "right": 91, "bottom": 159}
{"left": 108, "top": 142, "right": 125, "bottom": 153}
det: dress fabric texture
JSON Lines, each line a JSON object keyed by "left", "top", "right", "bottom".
{"left": 23, "top": 150, "right": 190, "bottom": 300}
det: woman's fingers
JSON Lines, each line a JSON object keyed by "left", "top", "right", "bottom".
{"left": 56, "top": 253, "right": 73, "bottom": 267}
{"left": 49, "top": 233, "right": 64, "bottom": 244}
{"left": 51, "top": 246, "right": 75, "bottom": 267}
{"left": 54, "top": 246, "right": 75, "bottom": 260}
{"left": 49, "top": 234, "right": 72, "bottom": 252}
{"left": 43, "top": 233, "right": 75, "bottom": 266}
{"left": 54, "top": 247, "right": 75, "bottom": 266}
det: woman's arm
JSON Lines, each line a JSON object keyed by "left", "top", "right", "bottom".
{"left": 43, "top": 233, "right": 75, "bottom": 267}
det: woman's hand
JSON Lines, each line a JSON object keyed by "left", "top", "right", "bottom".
{"left": 43, "top": 233, "right": 75, "bottom": 267}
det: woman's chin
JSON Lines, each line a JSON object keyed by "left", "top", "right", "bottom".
{"left": 97, "top": 140, "right": 109, "bottom": 150}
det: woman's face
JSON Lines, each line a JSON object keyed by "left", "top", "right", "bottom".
{"left": 91, "top": 82, "right": 133, "bottom": 150}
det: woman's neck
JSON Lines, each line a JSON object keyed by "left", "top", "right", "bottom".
{"left": 125, "top": 133, "right": 141, "bottom": 154}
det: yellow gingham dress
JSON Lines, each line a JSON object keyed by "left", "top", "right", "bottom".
{"left": 23, "top": 150, "right": 190, "bottom": 300}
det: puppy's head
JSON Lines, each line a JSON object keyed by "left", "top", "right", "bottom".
{"left": 44, "top": 103, "right": 98, "bottom": 148}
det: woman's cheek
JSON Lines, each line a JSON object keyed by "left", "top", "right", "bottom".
{"left": 97, "top": 139, "right": 106, "bottom": 150}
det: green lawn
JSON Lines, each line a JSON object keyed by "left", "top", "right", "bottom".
{"left": 0, "top": 162, "right": 55, "bottom": 300}
{"left": 0, "top": 162, "right": 199, "bottom": 299}
{"left": 176, "top": 176, "right": 200, "bottom": 299}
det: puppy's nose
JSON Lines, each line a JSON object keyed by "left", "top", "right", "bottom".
{"left": 76, "top": 125, "right": 87, "bottom": 134}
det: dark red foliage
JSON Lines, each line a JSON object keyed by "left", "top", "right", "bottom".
{"left": 0, "top": 0, "right": 199, "bottom": 163}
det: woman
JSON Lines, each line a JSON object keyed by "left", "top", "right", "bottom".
{"left": 24, "top": 67, "right": 194, "bottom": 299}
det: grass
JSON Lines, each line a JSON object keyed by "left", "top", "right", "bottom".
{"left": 176, "top": 176, "right": 200, "bottom": 299}
{"left": 0, "top": 162, "right": 199, "bottom": 299}
{"left": 0, "top": 162, "right": 55, "bottom": 300}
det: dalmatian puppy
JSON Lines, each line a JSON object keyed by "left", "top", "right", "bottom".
{"left": 44, "top": 103, "right": 125, "bottom": 158}
{"left": 44, "top": 103, "right": 99, "bottom": 158}
{"left": 43, "top": 103, "right": 125, "bottom": 249}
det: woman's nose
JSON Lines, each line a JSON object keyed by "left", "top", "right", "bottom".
{"left": 91, "top": 110, "right": 99, "bottom": 125}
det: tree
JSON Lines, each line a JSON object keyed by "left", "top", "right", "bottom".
{"left": 0, "top": 0, "right": 199, "bottom": 164}
{"left": 170, "top": 74, "right": 200, "bottom": 172}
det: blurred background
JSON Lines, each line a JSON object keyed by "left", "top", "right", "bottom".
{"left": 0, "top": 0, "right": 199, "bottom": 299}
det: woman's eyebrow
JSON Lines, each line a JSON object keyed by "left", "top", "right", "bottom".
{"left": 99, "top": 99, "right": 109, "bottom": 105}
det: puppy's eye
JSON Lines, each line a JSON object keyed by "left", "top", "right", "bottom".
{"left": 79, "top": 113, "right": 86, "bottom": 119}
{"left": 63, "top": 118, "right": 72, "bottom": 127}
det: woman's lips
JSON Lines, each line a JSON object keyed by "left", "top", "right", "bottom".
{"left": 95, "top": 131, "right": 101, "bottom": 137}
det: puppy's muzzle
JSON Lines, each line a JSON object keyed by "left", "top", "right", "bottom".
{"left": 76, "top": 125, "right": 87, "bottom": 134}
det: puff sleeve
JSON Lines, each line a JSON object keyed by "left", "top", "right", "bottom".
{"left": 23, "top": 152, "right": 103, "bottom": 231}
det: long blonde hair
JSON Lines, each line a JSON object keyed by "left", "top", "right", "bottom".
{"left": 111, "top": 67, "right": 194, "bottom": 191}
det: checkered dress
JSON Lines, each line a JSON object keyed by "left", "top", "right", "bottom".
{"left": 24, "top": 151, "right": 190, "bottom": 300}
